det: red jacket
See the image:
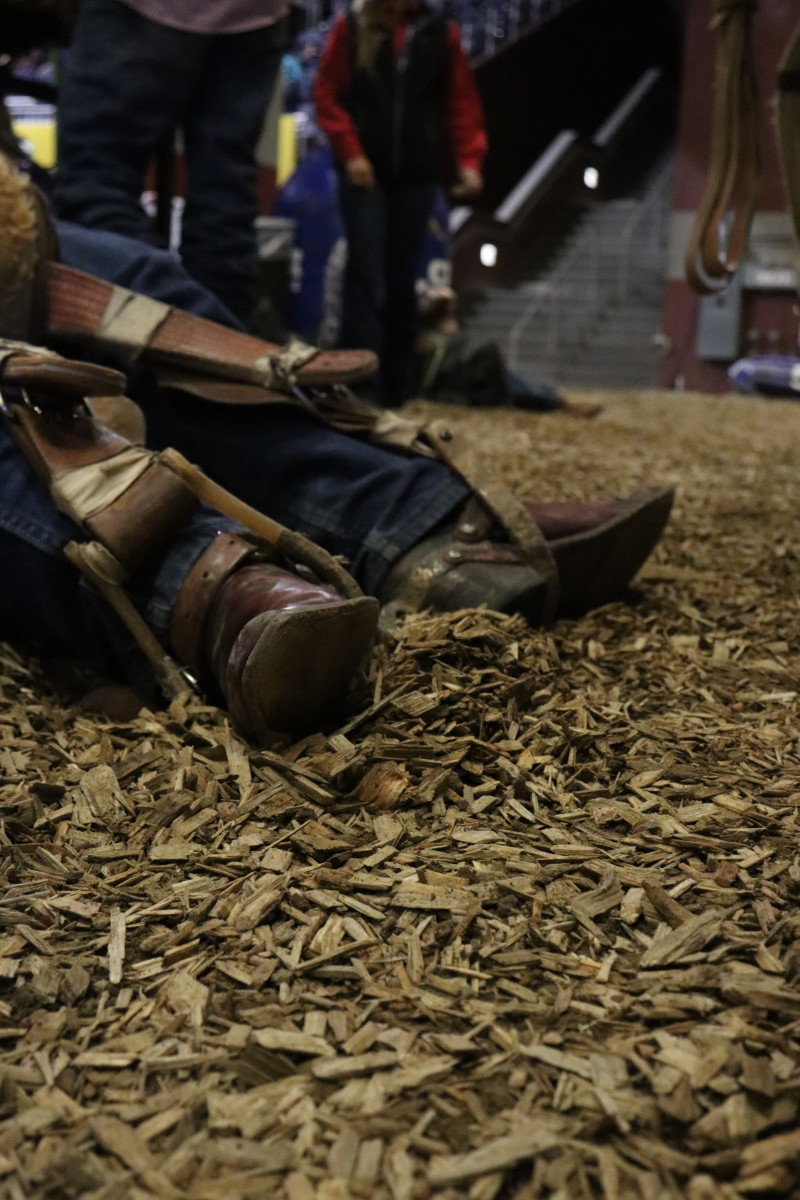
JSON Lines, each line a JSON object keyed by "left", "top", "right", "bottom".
{"left": 314, "top": 13, "right": 487, "bottom": 174}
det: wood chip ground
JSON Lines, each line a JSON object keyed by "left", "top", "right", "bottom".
{"left": 1, "top": 391, "right": 799, "bottom": 1199}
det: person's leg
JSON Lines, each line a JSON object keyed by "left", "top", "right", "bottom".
{"left": 337, "top": 176, "right": 388, "bottom": 363}
{"left": 53, "top": 216, "right": 468, "bottom": 593}
{"left": 0, "top": 421, "right": 228, "bottom": 692}
{"left": 504, "top": 368, "right": 560, "bottom": 411}
{"left": 180, "top": 21, "right": 286, "bottom": 324}
{"left": 53, "top": 0, "right": 206, "bottom": 240}
{"left": 50, "top": 221, "right": 661, "bottom": 621}
{"left": 51, "top": 226, "right": 473, "bottom": 607}
{"left": 141, "top": 388, "right": 469, "bottom": 597}
{"left": 0, "top": 397, "right": 378, "bottom": 740}
{"left": 382, "top": 181, "right": 438, "bottom": 406}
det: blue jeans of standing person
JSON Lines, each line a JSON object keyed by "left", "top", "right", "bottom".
{"left": 338, "top": 176, "right": 437, "bottom": 407}
{"left": 0, "top": 222, "right": 467, "bottom": 688}
{"left": 53, "top": 0, "right": 286, "bottom": 325}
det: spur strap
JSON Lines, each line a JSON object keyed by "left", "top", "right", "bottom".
{"left": 0, "top": 338, "right": 126, "bottom": 398}
{"left": 685, "top": 0, "right": 761, "bottom": 294}
{"left": 419, "top": 420, "right": 559, "bottom": 621}
{"left": 47, "top": 262, "right": 378, "bottom": 391}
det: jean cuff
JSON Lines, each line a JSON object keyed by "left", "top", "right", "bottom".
{"left": 139, "top": 506, "right": 241, "bottom": 637}
{"left": 360, "top": 474, "right": 469, "bottom": 594}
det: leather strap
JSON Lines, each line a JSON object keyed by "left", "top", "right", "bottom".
{"left": 63, "top": 540, "right": 191, "bottom": 701}
{"left": 158, "top": 447, "right": 364, "bottom": 603}
{"left": 47, "top": 262, "right": 378, "bottom": 391}
{"left": 419, "top": 419, "right": 560, "bottom": 621}
{"left": 0, "top": 338, "right": 126, "bottom": 398}
{"left": 170, "top": 531, "right": 255, "bottom": 675}
{"left": 684, "top": 0, "right": 761, "bottom": 293}
{"left": 8, "top": 403, "right": 199, "bottom": 573}
{"left": 98, "top": 286, "right": 171, "bottom": 350}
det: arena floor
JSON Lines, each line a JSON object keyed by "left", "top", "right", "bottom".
{"left": 3, "top": 390, "right": 800, "bottom": 1199}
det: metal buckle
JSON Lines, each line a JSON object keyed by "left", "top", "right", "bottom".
{"left": 0, "top": 385, "right": 41, "bottom": 418}
{"left": 21, "top": 386, "right": 90, "bottom": 421}
{"left": 177, "top": 664, "right": 199, "bottom": 691}
{"left": 18, "top": 388, "right": 43, "bottom": 417}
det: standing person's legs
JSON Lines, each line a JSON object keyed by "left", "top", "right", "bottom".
{"left": 382, "top": 181, "right": 437, "bottom": 406}
{"left": 337, "top": 177, "right": 388, "bottom": 366}
{"left": 54, "top": 0, "right": 206, "bottom": 240}
{"left": 180, "top": 21, "right": 286, "bottom": 325}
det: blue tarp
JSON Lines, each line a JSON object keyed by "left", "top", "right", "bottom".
{"left": 729, "top": 355, "right": 800, "bottom": 397}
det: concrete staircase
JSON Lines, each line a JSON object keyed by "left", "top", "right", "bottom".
{"left": 462, "top": 155, "right": 673, "bottom": 390}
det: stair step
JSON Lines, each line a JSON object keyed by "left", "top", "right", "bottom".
{"left": 462, "top": 149, "right": 673, "bottom": 389}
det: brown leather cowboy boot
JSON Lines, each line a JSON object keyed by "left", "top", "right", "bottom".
{"left": 171, "top": 534, "right": 378, "bottom": 741}
{"left": 379, "top": 486, "right": 674, "bottom": 623}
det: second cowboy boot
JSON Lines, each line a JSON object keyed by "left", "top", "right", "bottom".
{"left": 379, "top": 486, "right": 674, "bottom": 623}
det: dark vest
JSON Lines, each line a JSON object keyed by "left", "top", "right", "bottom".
{"left": 343, "top": 7, "right": 450, "bottom": 184}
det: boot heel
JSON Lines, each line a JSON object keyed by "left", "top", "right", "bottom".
{"left": 230, "top": 596, "right": 380, "bottom": 740}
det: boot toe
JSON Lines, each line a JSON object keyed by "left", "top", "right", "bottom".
{"left": 551, "top": 485, "right": 675, "bottom": 616}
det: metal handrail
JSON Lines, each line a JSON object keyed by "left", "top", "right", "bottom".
{"left": 495, "top": 130, "right": 578, "bottom": 224}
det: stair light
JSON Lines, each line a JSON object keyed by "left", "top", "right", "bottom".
{"left": 480, "top": 243, "right": 498, "bottom": 268}
{"left": 583, "top": 166, "right": 600, "bottom": 190}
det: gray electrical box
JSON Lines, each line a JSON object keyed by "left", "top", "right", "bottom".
{"left": 696, "top": 270, "right": 743, "bottom": 360}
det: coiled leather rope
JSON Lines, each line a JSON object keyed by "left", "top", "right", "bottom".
{"left": 777, "top": 15, "right": 800, "bottom": 263}
{"left": 684, "top": 0, "right": 761, "bottom": 294}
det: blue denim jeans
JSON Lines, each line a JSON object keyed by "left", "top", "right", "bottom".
{"left": 0, "top": 223, "right": 467, "bottom": 687}
{"left": 53, "top": 0, "right": 285, "bottom": 323}
{"left": 338, "top": 176, "right": 438, "bottom": 406}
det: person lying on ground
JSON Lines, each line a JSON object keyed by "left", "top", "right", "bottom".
{"left": 414, "top": 285, "right": 602, "bottom": 417}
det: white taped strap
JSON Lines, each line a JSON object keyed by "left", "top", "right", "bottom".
{"left": 276, "top": 338, "right": 319, "bottom": 371}
{"left": 251, "top": 355, "right": 278, "bottom": 388}
{"left": 252, "top": 338, "right": 319, "bottom": 388}
{"left": 51, "top": 446, "right": 154, "bottom": 523}
{"left": 99, "top": 288, "right": 171, "bottom": 354}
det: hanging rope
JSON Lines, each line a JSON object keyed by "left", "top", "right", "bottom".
{"left": 777, "top": 15, "right": 800, "bottom": 265}
{"left": 684, "top": 0, "right": 761, "bottom": 294}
